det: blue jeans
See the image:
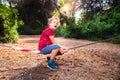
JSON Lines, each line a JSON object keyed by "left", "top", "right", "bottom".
{"left": 40, "top": 44, "right": 60, "bottom": 54}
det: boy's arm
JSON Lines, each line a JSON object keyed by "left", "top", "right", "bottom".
{"left": 49, "top": 36, "right": 68, "bottom": 53}
{"left": 49, "top": 36, "right": 57, "bottom": 44}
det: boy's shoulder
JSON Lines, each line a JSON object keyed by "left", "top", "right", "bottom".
{"left": 43, "top": 27, "right": 54, "bottom": 35}
{"left": 44, "top": 27, "right": 53, "bottom": 32}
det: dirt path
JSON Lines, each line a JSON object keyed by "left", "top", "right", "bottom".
{"left": 0, "top": 35, "right": 120, "bottom": 80}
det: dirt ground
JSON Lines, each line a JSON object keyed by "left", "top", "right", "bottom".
{"left": 0, "top": 35, "right": 120, "bottom": 80}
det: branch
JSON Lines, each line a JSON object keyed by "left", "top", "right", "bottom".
{"left": 53, "top": 0, "right": 69, "bottom": 25}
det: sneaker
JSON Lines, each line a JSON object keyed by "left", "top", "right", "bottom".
{"left": 47, "top": 59, "right": 58, "bottom": 70}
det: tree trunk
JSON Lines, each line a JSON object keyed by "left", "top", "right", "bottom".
{"left": 53, "top": 0, "right": 69, "bottom": 25}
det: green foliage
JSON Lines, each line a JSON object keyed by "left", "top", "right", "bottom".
{"left": 55, "top": 16, "right": 81, "bottom": 38}
{"left": 16, "top": 0, "right": 55, "bottom": 35}
{"left": 55, "top": 23, "right": 70, "bottom": 37}
{"left": 55, "top": 4, "right": 120, "bottom": 42}
{"left": 52, "top": 10, "right": 60, "bottom": 17}
{"left": 110, "top": 38, "right": 120, "bottom": 44}
{"left": 0, "top": 3, "right": 23, "bottom": 43}
{"left": 58, "top": 0, "right": 71, "bottom": 5}
{"left": 18, "top": 19, "right": 44, "bottom": 35}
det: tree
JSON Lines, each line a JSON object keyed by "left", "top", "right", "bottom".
{"left": 76, "top": 0, "right": 115, "bottom": 21}
{"left": 54, "top": 0, "right": 69, "bottom": 24}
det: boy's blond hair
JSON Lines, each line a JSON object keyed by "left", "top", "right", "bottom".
{"left": 48, "top": 16, "right": 60, "bottom": 26}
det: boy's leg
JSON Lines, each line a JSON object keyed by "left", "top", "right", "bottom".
{"left": 40, "top": 44, "right": 62, "bottom": 69}
{"left": 40, "top": 44, "right": 61, "bottom": 54}
{"left": 47, "top": 48, "right": 60, "bottom": 70}
{"left": 50, "top": 48, "right": 60, "bottom": 59}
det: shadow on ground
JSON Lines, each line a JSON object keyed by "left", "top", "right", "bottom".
{"left": 10, "top": 63, "right": 57, "bottom": 80}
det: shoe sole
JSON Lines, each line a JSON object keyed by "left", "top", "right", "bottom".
{"left": 47, "top": 65, "right": 58, "bottom": 70}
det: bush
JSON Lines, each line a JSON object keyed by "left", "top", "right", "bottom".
{"left": 0, "top": 4, "right": 23, "bottom": 43}
{"left": 57, "top": 3, "right": 120, "bottom": 41}
{"left": 111, "top": 38, "right": 120, "bottom": 44}
{"left": 55, "top": 23, "right": 70, "bottom": 37}
{"left": 18, "top": 20, "right": 44, "bottom": 35}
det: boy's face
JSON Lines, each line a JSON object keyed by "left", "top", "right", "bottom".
{"left": 49, "top": 19, "right": 59, "bottom": 30}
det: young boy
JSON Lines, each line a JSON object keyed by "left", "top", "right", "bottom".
{"left": 38, "top": 16, "right": 67, "bottom": 70}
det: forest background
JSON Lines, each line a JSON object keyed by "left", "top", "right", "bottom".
{"left": 0, "top": 0, "right": 120, "bottom": 43}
